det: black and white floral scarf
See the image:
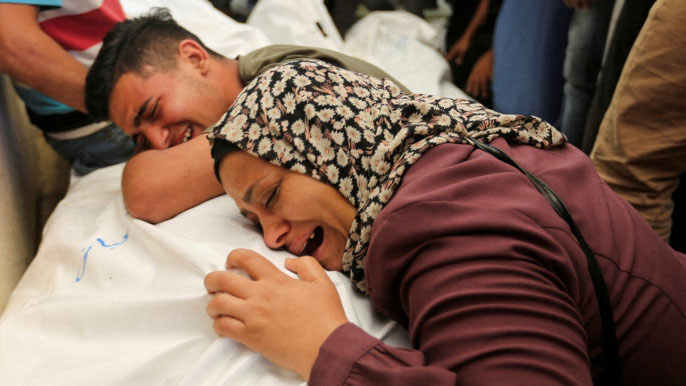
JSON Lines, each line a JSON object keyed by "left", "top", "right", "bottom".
{"left": 208, "top": 59, "right": 565, "bottom": 292}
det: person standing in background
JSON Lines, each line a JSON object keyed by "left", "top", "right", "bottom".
{"left": 491, "top": 0, "right": 572, "bottom": 124}
{"left": 0, "top": 0, "right": 135, "bottom": 175}
{"left": 591, "top": 0, "right": 686, "bottom": 249}
{"left": 444, "top": 0, "right": 501, "bottom": 107}
{"left": 557, "top": 0, "right": 615, "bottom": 147}
{"left": 580, "top": 0, "right": 656, "bottom": 153}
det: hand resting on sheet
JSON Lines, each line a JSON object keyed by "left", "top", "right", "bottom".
{"left": 204, "top": 248, "right": 348, "bottom": 381}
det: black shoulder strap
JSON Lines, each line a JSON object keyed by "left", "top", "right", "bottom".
{"left": 471, "top": 140, "right": 623, "bottom": 386}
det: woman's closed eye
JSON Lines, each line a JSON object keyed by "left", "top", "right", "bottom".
{"left": 265, "top": 183, "right": 280, "bottom": 208}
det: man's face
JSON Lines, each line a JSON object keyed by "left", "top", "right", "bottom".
{"left": 219, "top": 150, "right": 356, "bottom": 272}
{"left": 109, "top": 65, "right": 229, "bottom": 150}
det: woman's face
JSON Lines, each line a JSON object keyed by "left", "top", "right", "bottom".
{"left": 219, "top": 151, "right": 356, "bottom": 271}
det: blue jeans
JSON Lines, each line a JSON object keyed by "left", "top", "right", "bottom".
{"left": 558, "top": 1, "right": 614, "bottom": 147}
{"left": 45, "top": 123, "right": 135, "bottom": 175}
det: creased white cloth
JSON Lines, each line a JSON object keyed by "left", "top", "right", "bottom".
{"left": 0, "top": 163, "right": 409, "bottom": 385}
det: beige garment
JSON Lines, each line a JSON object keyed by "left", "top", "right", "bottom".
{"left": 237, "top": 44, "right": 412, "bottom": 94}
{"left": 0, "top": 75, "right": 69, "bottom": 314}
{"left": 591, "top": 0, "right": 686, "bottom": 241}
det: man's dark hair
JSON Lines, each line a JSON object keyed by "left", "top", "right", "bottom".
{"left": 85, "top": 7, "right": 220, "bottom": 120}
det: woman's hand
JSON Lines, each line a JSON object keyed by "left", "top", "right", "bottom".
{"left": 204, "top": 248, "right": 349, "bottom": 380}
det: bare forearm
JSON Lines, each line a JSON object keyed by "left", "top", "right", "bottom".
{"left": 122, "top": 135, "right": 224, "bottom": 223}
{"left": 446, "top": 0, "right": 490, "bottom": 63}
{"left": 462, "top": 0, "right": 490, "bottom": 41}
{"left": 0, "top": 4, "right": 88, "bottom": 112}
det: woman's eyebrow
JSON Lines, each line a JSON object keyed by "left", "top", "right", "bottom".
{"left": 243, "top": 175, "right": 267, "bottom": 204}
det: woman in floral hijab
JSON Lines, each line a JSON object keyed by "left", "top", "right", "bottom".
{"left": 209, "top": 59, "right": 563, "bottom": 290}
{"left": 204, "top": 59, "right": 686, "bottom": 385}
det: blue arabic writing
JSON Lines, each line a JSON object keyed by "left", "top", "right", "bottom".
{"left": 75, "top": 231, "right": 129, "bottom": 282}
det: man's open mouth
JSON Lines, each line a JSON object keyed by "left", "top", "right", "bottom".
{"left": 300, "top": 226, "right": 323, "bottom": 256}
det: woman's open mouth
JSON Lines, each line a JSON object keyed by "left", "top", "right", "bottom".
{"left": 182, "top": 126, "right": 193, "bottom": 143}
{"left": 300, "top": 226, "right": 323, "bottom": 257}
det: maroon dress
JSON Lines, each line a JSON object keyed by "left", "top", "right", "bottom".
{"left": 310, "top": 139, "right": 686, "bottom": 385}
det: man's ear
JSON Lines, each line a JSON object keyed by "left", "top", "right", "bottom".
{"left": 178, "top": 39, "right": 210, "bottom": 74}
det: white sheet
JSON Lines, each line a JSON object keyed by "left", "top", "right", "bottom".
{"left": 247, "top": 0, "right": 468, "bottom": 99}
{"left": 0, "top": 1, "right": 466, "bottom": 384}
{"left": 0, "top": 163, "right": 408, "bottom": 385}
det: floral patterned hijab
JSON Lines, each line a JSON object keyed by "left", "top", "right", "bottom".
{"left": 208, "top": 59, "right": 565, "bottom": 292}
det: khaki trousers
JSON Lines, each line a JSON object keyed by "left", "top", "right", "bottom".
{"left": 591, "top": 0, "right": 686, "bottom": 241}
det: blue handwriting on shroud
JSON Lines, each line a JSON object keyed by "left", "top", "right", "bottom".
{"left": 75, "top": 246, "right": 92, "bottom": 282}
{"left": 97, "top": 233, "right": 129, "bottom": 248}
{"left": 75, "top": 231, "right": 129, "bottom": 282}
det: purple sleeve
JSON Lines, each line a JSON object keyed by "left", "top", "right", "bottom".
{"left": 310, "top": 207, "right": 594, "bottom": 385}
{"left": 363, "top": 202, "right": 595, "bottom": 385}
{"left": 310, "top": 144, "right": 599, "bottom": 385}
{"left": 309, "top": 323, "right": 456, "bottom": 385}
